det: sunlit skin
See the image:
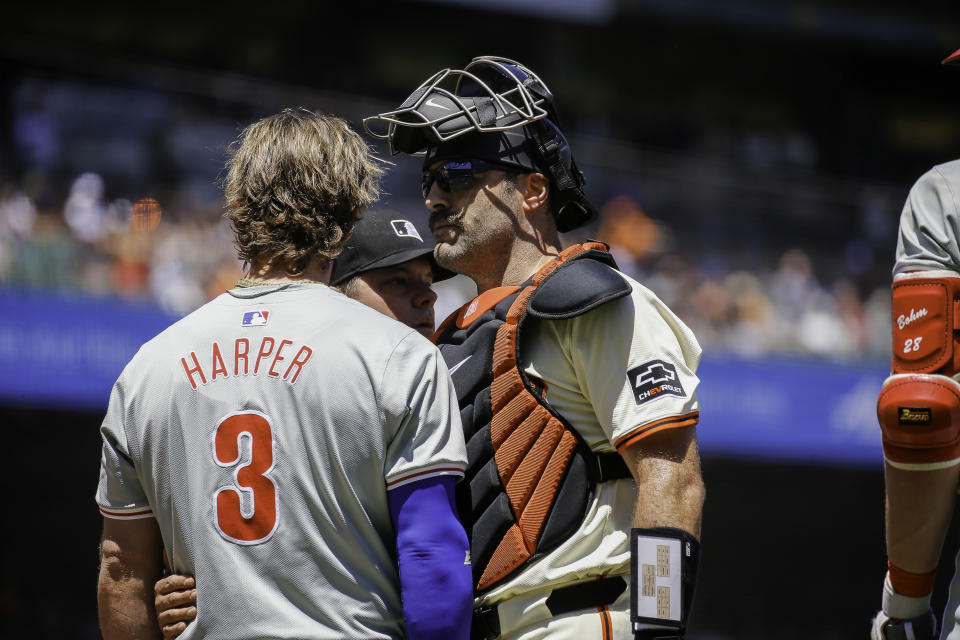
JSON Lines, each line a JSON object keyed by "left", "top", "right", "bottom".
{"left": 425, "top": 166, "right": 559, "bottom": 293}
{"left": 346, "top": 257, "right": 437, "bottom": 338}
{"left": 246, "top": 254, "right": 333, "bottom": 284}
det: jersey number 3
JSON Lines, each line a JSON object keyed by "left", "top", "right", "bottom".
{"left": 213, "top": 411, "right": 278, "bottom": 545}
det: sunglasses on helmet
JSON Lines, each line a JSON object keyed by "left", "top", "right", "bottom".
{"left": 421, "top": 159, "right": 518, "bottom": 198}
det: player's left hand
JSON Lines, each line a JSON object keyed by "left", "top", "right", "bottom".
{"left": 871, "top": 609, "right": 937, "bottom": 640}
{"left": 154, "top": 573, "right": 197, "bottom": 639}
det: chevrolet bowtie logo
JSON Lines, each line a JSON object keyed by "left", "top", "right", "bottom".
{"left": 637, "top": 362, "right": 677, "bottom": 386}
{"left": 626, "top": 359, "right": 685, "bottom": 407}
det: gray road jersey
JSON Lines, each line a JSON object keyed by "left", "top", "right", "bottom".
{"left": 96, "top": 283, "right": 466, "bottom": 640}
{"left": 895, "top": 159, "right": 960, "bottom": 275}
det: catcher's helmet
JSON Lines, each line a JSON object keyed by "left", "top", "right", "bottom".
{"left": 364, "top": 56, "right": 596, "bottom": 232}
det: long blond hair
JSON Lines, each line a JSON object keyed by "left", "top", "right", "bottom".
{"left": 224, "top": 108, "right": 384, "bottom": 275}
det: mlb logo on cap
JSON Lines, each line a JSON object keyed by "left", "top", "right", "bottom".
{"left": 391, "top": 219, "right": 423, "bottom": 242}
{"left": 242, "top": 310, "right": 270, "bottom": 326}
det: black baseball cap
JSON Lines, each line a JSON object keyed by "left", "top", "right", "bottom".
{"left": 330, "top": 210, "right": 454, "bottom": 286}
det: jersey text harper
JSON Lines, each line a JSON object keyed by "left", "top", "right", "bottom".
{"left": 179, "top": 337, "right": 313, "bottom": 389}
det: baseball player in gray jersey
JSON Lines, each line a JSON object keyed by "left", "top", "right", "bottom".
{"left": 152, "top": 211, "right": 458, "bottom": 638}
{"left": 96, "top": 109, "right": 473, "bottom": 640}
{"left": 364, "top": 57, "right": 705, "bottom": 640}
{"left": 872, "top": 49, "right": 960, "bottom": 640}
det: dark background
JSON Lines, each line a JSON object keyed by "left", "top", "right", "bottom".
{"left": 2, "top": 1, "right": 960, "bottom": 637}
{"left": 2, "top": 403, "right": 913, "bottom": 639}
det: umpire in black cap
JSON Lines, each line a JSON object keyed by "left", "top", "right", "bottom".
{"left": 331, "top": 209, "right": 453, "bottom": 337}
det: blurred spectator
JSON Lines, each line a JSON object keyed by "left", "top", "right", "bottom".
{"left": 6, "top": 212, "right": 75, "bottom": 290}
{"left": 723, "top": 271, "right": 776, "bottom": 358}
{"left": 595, "top": 195, "right": 661, "bottom": 278}
{"left": 63, "top": 173, "right": 109, "bottom": 244}
{"left": 0, "top": 191, "right": 37, "bottom": 283}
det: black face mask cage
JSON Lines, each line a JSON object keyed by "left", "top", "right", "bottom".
{"left": 363, "top": 56, "right": 597, "bottom": 232}
{"left": 363, "top": 57, "right": 552, "bottom": 156}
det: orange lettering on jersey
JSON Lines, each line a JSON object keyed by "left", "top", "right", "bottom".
{"left": 268, "top": 339, "right": 293, "bottom": 378}
{"left": 180, "top": 338, "right": 308, "bottom": 389}
{"left": 283, "top": 346, "right": 313, "bottom": 384}
{"left": 254, "top": 337, "right": 275, "bottom": 374}
{"left": 181, "top": 352, "right": 207, "bottom": 389}
{"left": 214, "top": 412, "right": 277, "bottom": 543}
{"left": 235, "top": 338, "right": 249, "bottom": 376}
{"left": 210, "top": 342, "right": 228, "bottom": 381}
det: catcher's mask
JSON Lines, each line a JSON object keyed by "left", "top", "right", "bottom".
{"left": 363, "top": 56, "right": 596, "bottom": 232}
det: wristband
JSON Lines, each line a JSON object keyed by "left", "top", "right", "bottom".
{"left": 888, "top": 562, "right": 936, "bottom": 598}
{"left": 882, "top": 571, "right": 932, "bottom": 621}
{"left": 630, "top": 527, "right": 700, "bottom": 638}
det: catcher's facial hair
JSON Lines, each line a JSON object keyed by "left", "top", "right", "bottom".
{"left": 429, "top": 209, "right": 464, "bottom": 232}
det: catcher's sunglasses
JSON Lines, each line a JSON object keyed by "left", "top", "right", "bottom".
{"left": 421, "top": 159, "right": 519, "bottom": 198}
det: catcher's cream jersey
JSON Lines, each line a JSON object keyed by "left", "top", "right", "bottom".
{"left": 895, "top": 159, "right": 960, "bottom": 275}
{"left": 478, "top": 273, "right": 701, "bottom": 606}
{"left": 96, "top": 283, "right": 466, "bottom": 640}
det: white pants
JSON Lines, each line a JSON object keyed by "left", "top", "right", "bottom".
{"left": 491, "top": 582, "right": 632, "bottom": 640}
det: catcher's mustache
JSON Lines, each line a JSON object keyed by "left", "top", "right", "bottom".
{"left": 429, "top": 209, "right": 463, "bottom": 228}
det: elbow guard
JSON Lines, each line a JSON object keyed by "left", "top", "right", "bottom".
{"left": 878, "top": 272, "right": 960, "bottom": 469}
{"left": 877, "top": 374, "right": 960, "bottom": 469}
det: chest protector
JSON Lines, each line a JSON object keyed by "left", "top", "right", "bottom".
{"left": 433, "top": 242, "right": 634, "bottom": 593}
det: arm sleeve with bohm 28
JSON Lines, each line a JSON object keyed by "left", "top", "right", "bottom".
{"left": 877, "top": 271, "right": 960, "bottom": 469}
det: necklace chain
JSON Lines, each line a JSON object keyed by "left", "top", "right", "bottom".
{"left": 234, "top": 276, "right": 325, "bottom": 288}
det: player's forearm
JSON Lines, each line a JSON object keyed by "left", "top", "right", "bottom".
{"left": 885, "top": 462, "right": 960, "bottom": 573}
{"left": 624, "top": 430, "right": 704, "bottom": 639}
{"left": 98, "top": 553, "right": 163, "bottom": 640}
{"left": 632, "top": 461, "right": 704, "bottom": 538}
{"left": 98, "top": 518, "right": 165, "bottom": 640}
{"left": 625, "top": 427, "right": 705, "bottom": 538}
{"left": 872, "top": 463, "right": 953, "bottom": 639}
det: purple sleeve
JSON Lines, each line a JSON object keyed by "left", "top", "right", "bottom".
{"left": 388, "top": 475, "right": 473, "bottom": 640}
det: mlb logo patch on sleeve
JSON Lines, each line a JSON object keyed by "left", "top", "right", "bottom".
{"left": 241, "top": 310, "right": 270, "bottom": 326}
{"left": 627, "top": 359, "right": 685, "bottom": 406}
{"left": 390, "top": 219, "right": 423, "bottom": 241}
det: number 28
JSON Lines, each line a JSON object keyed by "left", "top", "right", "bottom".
{"left": 903, "top": 337, "right": 924, "bottom": 354}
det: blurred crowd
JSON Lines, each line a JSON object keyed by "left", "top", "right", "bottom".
{"left": 0, "top": 174, "right": 892, "bottom": 361}
{"left": 0, "top": 174, "right": 243, "bottom": 317}
{"left": 593, "top": 195, "right": 892, "bottom": 362}
{"left": 1, "top": 69, "right": 909, "bottom": 363}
